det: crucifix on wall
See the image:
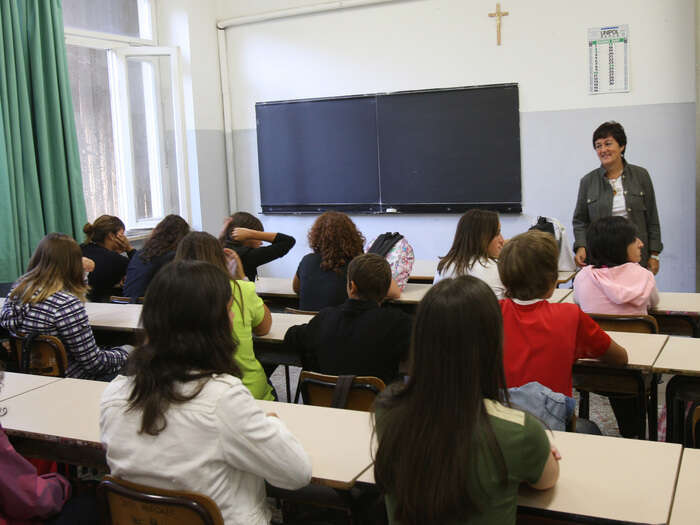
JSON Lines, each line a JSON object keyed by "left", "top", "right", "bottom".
{"left": 488, "top": 3, "right": 509, "bottom": 45}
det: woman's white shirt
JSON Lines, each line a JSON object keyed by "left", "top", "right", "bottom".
{"left": 100, "top": 374, "right": 312, "bottom": 525}
{"left": 434, "top": 257, "right": 506, "bottom": 299}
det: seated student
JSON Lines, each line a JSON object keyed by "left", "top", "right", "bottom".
{"left": 285, "top": 253, "right": 412, "bottom": 385}
{"left": 100, "top": 261, "right": 311, "bottom": 525}
{"left": 0, "top": 234, "right": 129, "bottom": 380}
{"left": 81, "top": 215, "right": 136, "bottom": 302}
{"left": 498, "top": 231, "right": 628, "bottom": 403}
{"left": 574, "top": 216, "right": 659, "bottom": 315}
{"left": 373, "top": 276, "right": 560, "bottom": 525}
{"left": 220, "top": 211, "right": 296, "bottom": 281}
{"left": 435, "top": 209, "right": 506, "bottom": 299}
{"left": 175, "top": 232, "right": 274, "bottom": 400}
{"left": 293, "top": 211, "right": 366, "bottom": 311}
{"left": 123, "top": 214, "right": 190, "bottom": 298}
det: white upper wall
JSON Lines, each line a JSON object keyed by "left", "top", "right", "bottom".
{"left": 221, "top": 0, "right": 694, "bottom": 129}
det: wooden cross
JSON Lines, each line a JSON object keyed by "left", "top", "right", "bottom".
{"left": 488, "top": 3, "right": 509, "bottom": 46}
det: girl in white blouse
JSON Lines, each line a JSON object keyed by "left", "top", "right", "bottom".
{"left": 435, "top": 209, "right": 506, "bottom": 299}
{"left": 100, "top": 260, "right": 311, "bottom": 525}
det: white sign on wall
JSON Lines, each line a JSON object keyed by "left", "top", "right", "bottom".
{"left": 588, "top": 25, "right": 630, "bottom": 94}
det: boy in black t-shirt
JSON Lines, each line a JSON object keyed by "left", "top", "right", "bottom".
{"left": 284, "top": 253, "right": 411, "bottom": 385}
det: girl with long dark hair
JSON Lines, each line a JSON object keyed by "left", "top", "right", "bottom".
{"left": 373, "top": 276, "right": 559, "bottom": 525}
{"left": 435, "top": 209, "right": 506, "bottom": 299}
{"left": 100, "top": 261, "right": 310, "bottom": 524}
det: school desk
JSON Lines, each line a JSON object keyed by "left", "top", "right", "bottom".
{"left": 356, "top": 430, "right": 682, "bottom": 525}
{"left": 407, "top": 259, "right": 437, "bottom": 283}
{"left": 0, "top": 372, "right": 61, "bottom": 402}
{"left": 652, "top": 336, "right": 700, "bottom": 444}
{"left": 574, "top": 331, "right": 668, "bottom": 441}
{"left": 0, "top": 375, "right": 373, "bottom": 488}
{"left": 669, "top": 448, "right": 700, "bottom": 525}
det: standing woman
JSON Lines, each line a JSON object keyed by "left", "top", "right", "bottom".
{"left": 123, "top": 214, "right": 190, "bottom": 298}
{"left": 81, "top": 215, "right": 136, "bottom": 301}
{"left": 573, "top": 121, "right": 662, "bottom": 273}
{"left": 373, "top": 276, "right": 559, "bottom": 524}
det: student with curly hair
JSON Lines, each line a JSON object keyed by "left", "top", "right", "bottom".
{"left": 123, "top": 215, "right": 190, "bottom": 299}
{"left": 293, "top": 212, "right": 365, "bottom": 311}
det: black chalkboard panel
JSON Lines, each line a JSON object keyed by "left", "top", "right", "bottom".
{"left": 377, "top": 85, "right": 521, "bottom": 212}
{"left": 256, "top": 95, "right": 381, "bottom": 213}
{"left": 255, "top": 84, "right": 521, "bottom": 214}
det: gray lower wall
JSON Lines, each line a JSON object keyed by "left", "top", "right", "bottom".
{"left": 195, "top": 129, "right": 230, "bottom": 235}
{"left": 230, "top": 102, "right": 696, "bottom": 292}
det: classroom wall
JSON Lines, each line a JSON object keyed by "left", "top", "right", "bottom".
{"left": 157, "top": 0, "right": 229, "bottom": 234}
{"left": 219, "top": 0, "right": 696, "bottom": 291}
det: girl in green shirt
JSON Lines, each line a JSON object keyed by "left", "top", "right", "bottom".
{"left": 373, "top": 276, "right": 560, "bottom": 525}
{"left": 175, "top": 232, "right": 274, "bottom": 400}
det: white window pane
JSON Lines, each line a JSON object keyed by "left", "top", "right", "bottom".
{"left": 67, "top": 45, "right": 119, "bottom": 221}
{"left": 62, "top": 0, "right": 151, "bottom": 39}
{"left": 126, "top": 56, "right": 180, "bottom": 222}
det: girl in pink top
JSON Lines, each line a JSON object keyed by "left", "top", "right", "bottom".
{"left": 574, "top": 216, "right": 659, "bottom": 315}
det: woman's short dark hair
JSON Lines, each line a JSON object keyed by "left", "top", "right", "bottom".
{"left": 347, "top": 253, "right": 391, "bottom": 303}
{"left": 592, "top": 121, "right": 627, "bottom": 155}
{"left": 587, "top": 216, "right": 638, "bottom": 268}
{"left": 373, "top": 276, "right": 509, "bottom": 525}
{"left": 498, "top": 231, "right": 558, "bottom": 300}
{"left": 126, "top": 260, "right": 240, "bottom": 436}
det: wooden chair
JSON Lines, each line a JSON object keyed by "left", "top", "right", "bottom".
{"left": 98, "top": 475, "right": 224, "bottom": 525}
{"left": 588, "top": 313, "right": 659, "bottom": 334}
{"left": 284, "top": 306, "right": 319, "bottom": 315}
{"left": 574, "top": 313, "right": 659, "bottom": 439}
{"left": 10, "top": 334, "right": 67, "bottom": 377}
{"left": 295, "top": 371, "right": 385, "bottom": 411}
{"left": 665, "top": 378, "right": 700, "bottom": 446}
{"left": 109, "top": 295, "right": 144, "bottom": 304}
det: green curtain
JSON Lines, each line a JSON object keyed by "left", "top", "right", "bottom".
{"left": 0, "top": 0, "right": 86, "bottom": 282}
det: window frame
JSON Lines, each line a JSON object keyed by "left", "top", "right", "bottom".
{"left": 63, "top": 0, "right": 191, "bottom": 231}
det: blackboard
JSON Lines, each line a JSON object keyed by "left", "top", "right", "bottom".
{"left": 255, "top": 83, "right": 521, "bottom": 214}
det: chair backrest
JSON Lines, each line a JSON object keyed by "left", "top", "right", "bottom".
{"left": 298, "top": 371, "right": 385, "bottom": 411}
{"left": 588, "top": 313, "right": 659, "bottom": 334}
{"left": 98, "top": 475, "right": 224, "bottom": 525}
{"left": 109, "top": 295, "right": 144, "bottom": 304}
{"left": 284, "top": 306, "right": 319, "bottom": 315}
{"left": 10, "top": 334, "right": 67, "bottom": 377}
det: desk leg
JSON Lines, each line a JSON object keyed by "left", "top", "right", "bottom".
{"left": 647, "top": 374, "right": 659, "bottom": 441}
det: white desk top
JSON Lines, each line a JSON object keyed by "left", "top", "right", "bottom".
{"left": 0, "top": 375, "right": 372, "bottom": 488}
{"left": 0, "top": 377, "right": 108, "bottom": 443}
{"left": 652, "top": 292, "right": 700, "bottom": 316}
{"left": 518, "top": 431, "right": 681, "bottom": 524}
{"left": 581, "top": 330, "right": 669, "bottom": 370}
{"left": 85, "top": 302, "right": 142, "bottom": 332}
{"left": 254, "top": 277, "right": 297, "bottom": 298}
{"left": 410, "top": 259, "right": 437, "bottom": 280}
{"left": 549, "top": 288, "right": 572, "bottom": 303}
{"left": 670, "top": 448, "right": 700, "bottom": 524}
{"left": 0, "top": 372, "right": 62, "bottom": 402}
{"left": 357, "top": 430, "right": 681, "bottom": 523}
{"left": 653, "top": 336, "right": 700, "bottom": 376}
{"left": 259, "top": 400, "right": 373, "bottom": 488}
{"left": 557, "top": 270, "right": 576, "bottom": 284}
{"left": 256, "top": 312, "right": 314, "bottom": 343}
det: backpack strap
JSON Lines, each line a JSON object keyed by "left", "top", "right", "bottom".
{"left": 331, "top": 375, "right": 357, "bottom": 409}
{"left": 368, "top": 233, "right": 404, "bottom": 258}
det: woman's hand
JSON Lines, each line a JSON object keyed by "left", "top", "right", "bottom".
{"left": 81, "top": 257, "right": 95, "bottom": 273}
{"left": 648, "top": 257, "right": 659, "bottom": 275}
{"left": 223, "top": 248, "right": 246, "bottom": 280}
{"left": 231, "top": 227, "right": 256, "bottom": 241}
{"left": 218, "top": 216, "right": 233, "bottom": 240}
{"left": 114, "top": 232, "right": 133, "bottom": 254}
{"left": 574, "top": 247, "right": 587, "bottom": 267}
{"left": 551, "top": 444, "right": 562, "bottom": 461}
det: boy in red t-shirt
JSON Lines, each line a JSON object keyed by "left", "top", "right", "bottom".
{"left": 497, "top": 231, "right": 627, "bottom": 399}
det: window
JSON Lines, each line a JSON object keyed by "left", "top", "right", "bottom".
{"left": 63, "top": 0, "right": 189, "bottom": 230}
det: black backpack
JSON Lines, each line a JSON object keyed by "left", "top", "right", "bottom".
{"left": 368, "top": 233, "right": 404, "bottom": 258}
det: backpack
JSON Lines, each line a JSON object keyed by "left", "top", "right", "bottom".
{"left": 368, "top": 233, "right": 404, "bottom": 258}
